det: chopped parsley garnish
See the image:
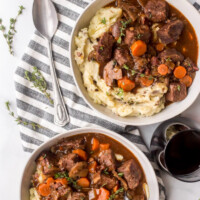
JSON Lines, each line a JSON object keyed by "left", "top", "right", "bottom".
{"left": 131, "top": 70, "right": 136, "bottom": 75}
{"left": 108, "top": 188, "right": 124, "bottom": 200}
{"left": 177, "top": 85, "right": 181, "bottom": 91}
{"left": 137, "top": 33, "right": 143, "bottom": 39}
{"left": 117, "top": 37, "right": 122, "bottom": 44}
{"left": 166, "top": 57, "right": 172, "bottom": 62}
{"left": 103, "top": 168, "right": 109, "bottom": 175}
{"left": 140, "top": 74, "right": 145, "bottom": 77}
{"left": 123, "top": 64, "right": 129, "bottom": 70}
{"left": 43, "top": 154, "right": 47, "bottom": 159}
{"left": 148, "top": 75, "right": 154, "bottom": 80}
{"left": 101, "top": 17, "right": 106, "bottom": 24}
{"left": 118, "top": 172, "right": 124, "bottom": 177}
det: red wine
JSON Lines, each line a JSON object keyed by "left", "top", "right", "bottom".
{"left": 165, "top": 130, "right": 200, "bottom": 175}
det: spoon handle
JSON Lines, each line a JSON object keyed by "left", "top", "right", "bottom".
{"left": 46, "top": 39, "right": 70, "bottom": 126}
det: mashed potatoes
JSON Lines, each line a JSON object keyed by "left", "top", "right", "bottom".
{"left": 74, "top": 7, "right": 168, "bottom": 117}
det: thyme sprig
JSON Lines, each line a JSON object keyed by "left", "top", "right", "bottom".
{"left": 5, "top": 101, "right": 43, "bottom": 130}
{"left": 0, "top": 5, "right": 25, "bottom": 55}
{"left": 108, "top": 187, "right": 124, "bottom": 200}
{"left": 24, "top": 67, "right": 54, "bottom": 104}
{"left": 123, "top": 64, "right": 155, "bottom": 80}
{"left": 54, "top": 172, "right": 80, "bottom": 189}
{"left": 117, "top": 19, "right": 132, "bottom": 44}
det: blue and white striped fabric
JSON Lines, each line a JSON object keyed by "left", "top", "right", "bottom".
{"left": 14, "top": 0, "right": 200, "bottom": 199}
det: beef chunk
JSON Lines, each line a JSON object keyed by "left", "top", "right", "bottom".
{"left": 151, "top": 56, "right": 159, "bottom": 66}
{"left": 133, "top": 57, "right": 148, "bottom": 73}
{"left": 118, "top": 159, "right": 142, "bottom": 190}
{"left": 99, "top": 149, "right": 116, "bottom": 171}
{"left": 58, "top": 153, "right": 79, "bottom": 171}
{"left": 118, "top": 0, "right": 139, "bottom": 22}
{"left": 157, "top": 20, "right": 184, "bottom": 44}
{"left": 114, "top": 45, "right": 133, "bottom": 66}
{"left": 159, "top": 49, "right": 184, "bottom": 62}
{"left": 127, "top": 190, "right": 145, "bottom": 200}
{"left": 50, "top": 183, "right": 71, "bottom": 198}
{"left": 111, "top": 20, "right": 122, "bottom": 39}
{"left": 91, "top": 172, "right": 118, "bottom": 190}
{"left": 69, "top": 162, "right": 88, "bottom": 179}
{"left": 67, "top": 192, "right": 86, "bottom": 200}
{"left": 103, "top": 60, "right": 122, "bottom": 86}
{"left": 144, "top": 0, "right": 169, "bottom": 22}
{"left": 51, "top": 138, "right": 86, "bottom": 155}
{"left": 166, "top": 83, "right": 187, "bottom": 102}
{"left": 37, "top": 152, "right": 59, "bottom": 175}
{"left": 125, "top": 25, "right": 151, "bottom": 46}
{"left": 182, "top": 57, "right": 199, "bottom": 72}
{"left": 92, "top": 32, "right": 115, "bottom": 63}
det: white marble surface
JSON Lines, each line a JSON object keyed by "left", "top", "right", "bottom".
{"left": 0, "top": 0, "right": 199, "bottom": 199}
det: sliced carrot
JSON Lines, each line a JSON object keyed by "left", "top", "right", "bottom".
{"left": 72, "top": 149, "right": 87, "bottom": 161}
{"left": 130, "top": 40, "right": 147, "bottom": 57}
{"left": 180, "top": 75, "right": 193, "bottom": 87}
{"left": 156, "top": 43, "right": 165, "bottom": 51}
{"left": 158, "top": 64, "right": 169, "bottom": 76}
{"left": 91, "top": 138, "right": 100, "bottom": 151}
{"left": 46, "top": 177, "right": 54, "bottom": 186}
{"left": 118, "top": 76, "right": 135, "bottom": 92}
{"left": 140, "top": 77, "right": 154, "bottom": 87}
{"left": 174, "top": 66, "right": 187, "bottom": 79}
{"left": 77, "top": 177, "right": 90, "bottom": 188}
{"left": 113, "top": 185, "right": 119, "bottom": 193}
{"left": 38, "top": 183, "right": 51, "bottom": 197}
{"left": 89, "top": 161, "right": 97, "bottom": 173}
{"left": 100, "top": 143, "right": 110, "bottom": 150}
{"left": 55, "top": 178, "right": 68, "bottom": 185}
{"left": 97, "top": 188, "right": 110, "bottom": 200}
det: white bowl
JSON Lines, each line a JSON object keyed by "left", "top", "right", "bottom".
{"left": 20, "top": 127, "right": 159, "bottom": 200}
{"left": 70, "top": 0, "right": 200, "bottom": 126}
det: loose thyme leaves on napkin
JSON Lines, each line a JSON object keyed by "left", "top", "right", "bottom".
{"left": 24, "top": 66, "right": 54, "bottom": 105}
{"left": 5, "top": 101, "right": 43, "bottom": 130}
{"left": 0, "top": 5, "right": 25, "bottom": 55}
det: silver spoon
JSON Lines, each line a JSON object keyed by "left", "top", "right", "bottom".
{"left": 32, "top": 0, "right": 69, "bottom": 126}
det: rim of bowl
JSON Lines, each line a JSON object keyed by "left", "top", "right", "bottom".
{"left": 20, "top": 127, "right": 159, "bottom": 200}
{"left": 69, "top": 0, "right": 200, "bottom": 126}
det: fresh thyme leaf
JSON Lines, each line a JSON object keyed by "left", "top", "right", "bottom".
{"left": 116, "top": 88, "right": 124, "bottom": 97}
{"left": 0, "top": 5, "right": 25, "bottom": 55}
{"left": 131, "top": 70, "right": 136, "bottom": 75}
{"left": 123, "top": 64, "right": 129, "bottom": 70}
{"left": 177, "top": 85, "right": 181, "bottom": 91}
{"left": 148, "top": 75, "right": 154, "bottom": 80}
{"left": 24, "top": 66, "right": 54, "bottom": 104}
{"left": 5, "top": 101, "right": 43, "bottom": 129}
{"left": 108, "top": 188, "right": 124, "bottom": 200}
{"left": 103, "top": 168, "right": 109, "bottom": 175}
{"left": 137, "top": 33, "right": 143, "bottom": 39}
{"left": 99, "top": 46, "right": 104, "bottom": 50}
{"left": 118, "top": 172, "right": 124, "bottom": 177}
{"left": 101, "top": 17, "right": 106, "bottom": 24}
{"left": 117, "top": 37, "right": 122, "bottom": 44}
{"left": 166, "top": 57, "right": 172, "bottom": 62}
{"left": 140, "top": 74, "right": 145, "bottom": 77}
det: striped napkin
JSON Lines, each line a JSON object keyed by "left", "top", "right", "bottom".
{"left": 14, "top": 0, "right": 200, "bottom": 199}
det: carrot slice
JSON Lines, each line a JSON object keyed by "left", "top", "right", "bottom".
{"left": 100, "top": 143, "right": 110, "bottom": 150}
{"left": 91, "top": 138, "right": 100, "bottom": 151}
{"left": 130, "top": 40, "right": 147, "bottom": 57}
{"left": 72, "top": 149, "right": 87, "bottom": 161}
{"left": 158, "top": 64, "right": 169, "bottom": 76}
{"left": 113, "top": 185, "right": 119, "bottom": 193}
{"left": 55, "top": 178, "right": 68, "bottom": 185}
{"left": 140, "top": 77, "right": 154, "bottom": 87}
{"left": 38, "top": 183, "right": 51, "bottom": 197}
{"left": 180, "top": 75, "right": 193, "bottom": 87}
{"left": 77, "top": 177, "right": 90, "bottom": 188}
{"left": 118, "top": 76, "right": 135, "bottom": 92}
{"left": 97, "top": 188, "right": 110, "bottom": 200}
{"left": 46, "top": 177, "right": 54, "bottom": 186}
{"left": 174, "top": 66, "right": 187, "bottom": 79}
{"left": 156, "top": 43, "right": 165, "bottom": 51}
{"left": 89, "top": 161, "right": 97, "bottom": 173}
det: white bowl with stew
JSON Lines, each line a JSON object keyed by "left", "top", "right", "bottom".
{"left": 20, "top": 127, "right": 159, "bottom": 200}
{"left": 69, "top": 0, "right": 200, "bottom": 126}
